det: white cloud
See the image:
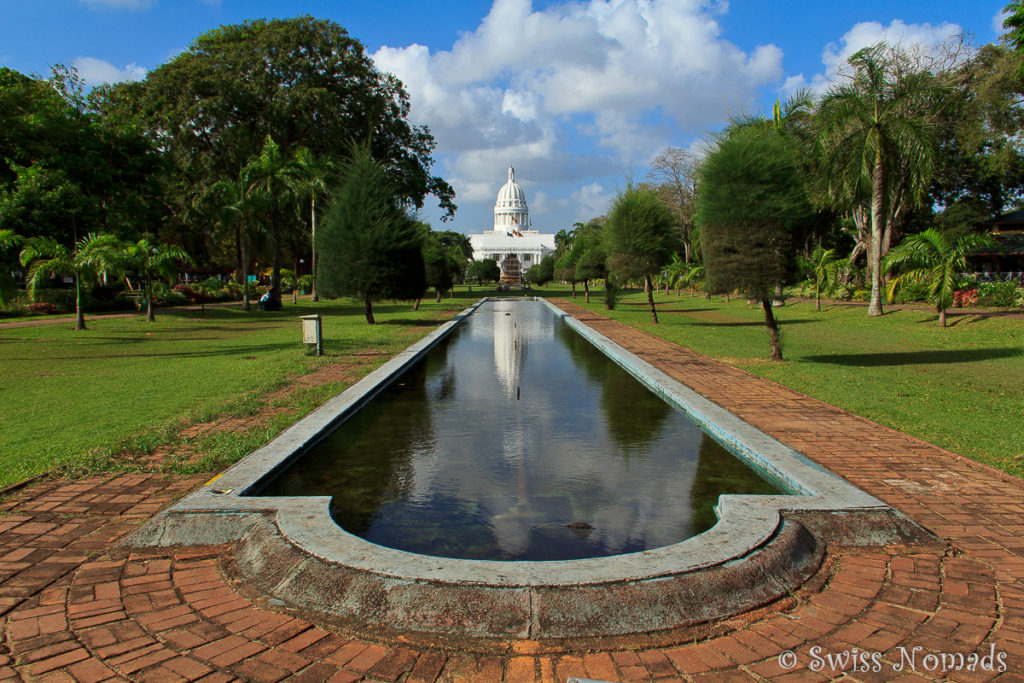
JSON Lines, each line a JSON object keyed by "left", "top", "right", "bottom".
{"left": 571, "top": 182, "right": 615, "bottom": 221}
{"left": 72, "top": 57, "right": 147, "bottom": 87}
{"left": 80, "top": 0, "right": 154, "bottom": 8}
{"left": 374, "top": 0, "right": 783, "bottom": 230}
{"left": 994, "top": 8, "right": 1009, "bottom": 37}
{"left": 782, "top": 19, "right": 965, "bottom": 95}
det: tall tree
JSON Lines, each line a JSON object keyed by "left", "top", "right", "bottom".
{"left": 930, "top": 44, "right": 1024, "bottom": 223}
{"left": 604, "top": 186, "right": 677, "bottom": 324}
{"left": 117, "top": 16, "right": 454, "bottom": 250}
{"left": 818, "top": 43, "right": 948, "bottom": 317}
{"left": 647, "top": 147, "right": 700, "bottom": 263}
{"left": 19, "top": 233, "right": 123, "bottom": 330}
{"left": 422, "top": 229, "right": 463, "bottom": 302}
{"left": 292, "top": 148, "right": 338, "bottom": 303}
{"left": 240, "top": 136, "right": 302, "bottom": 307}
{"left": 123, "top": 238, "right": 192, "bottom": 322}
{"left": 572, "top": 221, "right": 607, "bottom": 304}
{"left": 317, "top": 152, "right": 425, "bottom": 324}
{"left": 0, "top": 229, "right": 23, "bottom": 306}
{"left": 697, "top": 125, "right": 812, "bottom": 360}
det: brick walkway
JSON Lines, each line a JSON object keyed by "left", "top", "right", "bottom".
{"left": 2, "top": 302, "right": 1023, "bottom": 681}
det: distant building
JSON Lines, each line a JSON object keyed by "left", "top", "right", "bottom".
{"left": 469, "top": 166, "right": 556, "bottom": 283}
{"left": 975, "top": 210, "right": 1024, "bottom": 277}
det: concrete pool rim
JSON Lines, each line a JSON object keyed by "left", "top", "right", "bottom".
{"left": 126, "top": 297, "right": 929, "bottom": 638}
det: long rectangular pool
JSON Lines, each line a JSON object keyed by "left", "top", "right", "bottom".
{"left": 256, "top": 299, "right": 782, "bottom": 561}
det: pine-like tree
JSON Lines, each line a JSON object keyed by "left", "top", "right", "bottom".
{"left": 316, "top": 152, "right": 425, "bottom": 324}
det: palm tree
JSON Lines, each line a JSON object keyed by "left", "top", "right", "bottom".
{"left": 123, "top": 238, "right": 192, "bottom": 322}
{"left": 241, "top": 135, "right": 301, "bottom": 307}
{"left": 211, "top": 178, "right": 259, "bottom": 311}
{"left": 817, "top": 43, "right": 944, "bottom": 318}
{"left": 682, "top": 263, "right": 705, "bottom": 298}
{"left": 293, "top": 148, "right": 337, "bottom": 303}
{"left": 20, "top": 233, "right": 123, "bottom": 330}
{"left": 801, "top": 245, "right": 839, "bottom": 312}
{"left": 663, "top": 253, "right": 688, "bottom": 296}
{"left": 1, "top": 229, "right": 24, "bottom": 307}
{"left": 882, "top": 228, "right": 999, "bottom": 327}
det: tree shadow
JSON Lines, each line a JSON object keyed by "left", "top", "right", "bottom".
{"left": 803, "top": 347, "right": 1023, "bottom": 367}
{"left": 4, "top": 342, "right": 298, "bottom": 361}
{"left": 687, "top": 319, "right": 817, "bottom": 327}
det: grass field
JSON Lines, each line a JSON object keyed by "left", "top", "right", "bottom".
{"left": 3, "top": 284, "right": 1022, "bottom": 489}
{"left": 0, "top": 297, "right": 468, "bottom": 489}
{"left": 532, "top": 284, "right": 1024, "bottom": 477}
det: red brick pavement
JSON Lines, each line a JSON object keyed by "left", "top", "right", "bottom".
{"left": 1, "top": 302, "right": 1023, "bottom": 681}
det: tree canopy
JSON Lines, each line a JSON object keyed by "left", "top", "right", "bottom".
{"left": 697, "top": 124, "right": 812, "bottom": 360}
{"left": 604, "top": 185, "right": 677, "bottom": 323}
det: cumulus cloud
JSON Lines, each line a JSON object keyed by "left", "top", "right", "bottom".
{"left": 72, "top": 57, "right": 147, "bottom": 87}
{"left": 373, "top": 0, "right": 783, "bottom": 228}
{"left": 782, "top": 19, "right": 965, "bottom": 95}
{"left": 571, "top": 182, "right": 616, "bottom": 221}
{"left": 994, "top": 8, "right": 1010, "bottom": 37}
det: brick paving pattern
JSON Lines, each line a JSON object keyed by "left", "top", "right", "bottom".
{"left": 1, "top": 301, "right": 1022, "bottom": 681}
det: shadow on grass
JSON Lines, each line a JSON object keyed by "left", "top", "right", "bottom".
{"left": 4, "top": 342, "right": 298, "bottom": 361}
{"left": 688, "top": 319, "right": 818, "bottom": 327}
{"left": 803, "top": 347, "right": 1023, "bottom": 367}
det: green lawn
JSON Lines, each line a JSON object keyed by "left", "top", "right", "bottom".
{"left": 0, "top": 297, "right": 471, "bottom": 489}
{"left": 531, "top": 284, "right": 1024, "bottom": 477}
{"left": 4, "top": 285, "right": 1021, "bottom": 489}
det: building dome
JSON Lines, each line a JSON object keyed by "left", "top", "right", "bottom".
{"left": 493, "top": 165, "right": 529, "bottom": 231}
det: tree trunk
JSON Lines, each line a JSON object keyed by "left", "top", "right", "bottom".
{"left": 571, "top": 282, "right": 576, "bottom": 298}
{"left": 74, "top": 274, "right": 86, "bottom": 331}
{"left": 364, "top": 297, "right": 375, "bottom": 324}
{"left": 435, "top": 287, "right": 442, "bottom": 303}
{"left": 270, "top": 210, "right": 282, "bottom": 305}
{"left": 725, "top": 290, "right": 730, "bottom": 303}
{"left": 645, "top": 275, "right": 659, "bottom": 324}
{"left": 816, "top": 282, "right": 821, "bottom": 312}
{"left": 413, "top": 298, "right": 421, "bottom": 311}
{"left": 868, "top": 158, "right": 886, "bottom": 317}
{"left": 761, "top": 298, "right": 782, "bottom": 361}
{"left": 311, "top": 195, "right": 319, "bottom": 302}
{"left": 292, "top": 254, "right": 299, "bottom": 304}
{"left": 584, "top": 280, "right": 590, "bottom": 303}
{"left": 146, "top": 275, "right": 155, "bottom": 322}
{"left": 772, "top": 283, "right": 785, "bottom": 307}
{"left": 938, "top": 306, "right": 946, "bottom": 327}
{"left": 234, "top": 225, "right": 243, "bottom": 285}
{"left": 241, "top": 234, "right": 250, "bottom": 311}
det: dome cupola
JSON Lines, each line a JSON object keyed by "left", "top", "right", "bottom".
{"left": 493, "top": 165, "right": 529, "bottom": 232}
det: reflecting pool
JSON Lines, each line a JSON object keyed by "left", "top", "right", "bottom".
{"left": 259, "top": 300, "right": 782, "bottom": 561}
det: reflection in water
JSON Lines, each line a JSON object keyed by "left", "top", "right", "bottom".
{"left": 260, "top": 301, "right": 784, "bottom": 561}
{"left": 554, "top": 324, "right": 670, "bottom": 456}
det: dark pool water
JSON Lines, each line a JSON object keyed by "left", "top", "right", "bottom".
{"left": 259, "top": 300, "right": 783, "bottom": 561}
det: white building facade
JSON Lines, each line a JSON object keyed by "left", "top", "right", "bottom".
{"left": 469, "top": 166, "right": 556, "bottom": 283}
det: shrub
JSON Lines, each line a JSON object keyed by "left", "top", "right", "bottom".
{"left": 890, "top": 280, "right": 931, "bottom": 304}
{"left": 977, "top": 281, "right": 1023, "bottom": 307}
{"left": 953, "top": 289, "right": 978, "bottom": 307}
{"left": 26, "top": 302, "right": 58, "bottom": 315}
{"left": 149, "top": 282, "right": 188, "bottom": 307}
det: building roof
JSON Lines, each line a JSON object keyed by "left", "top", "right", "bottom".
{"left": 496, "top": 166, "right": 527, "bottom": 207}
{"left": 470, "top": 231, "right": 556, "bottom": 253}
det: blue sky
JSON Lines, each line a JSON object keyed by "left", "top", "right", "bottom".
{"left": 0, "top": 0, "right": 1009, "bottom": 236}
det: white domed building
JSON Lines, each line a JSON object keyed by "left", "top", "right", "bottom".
{"left": 469, "top": 166, "right": 557, "bottom": 283}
